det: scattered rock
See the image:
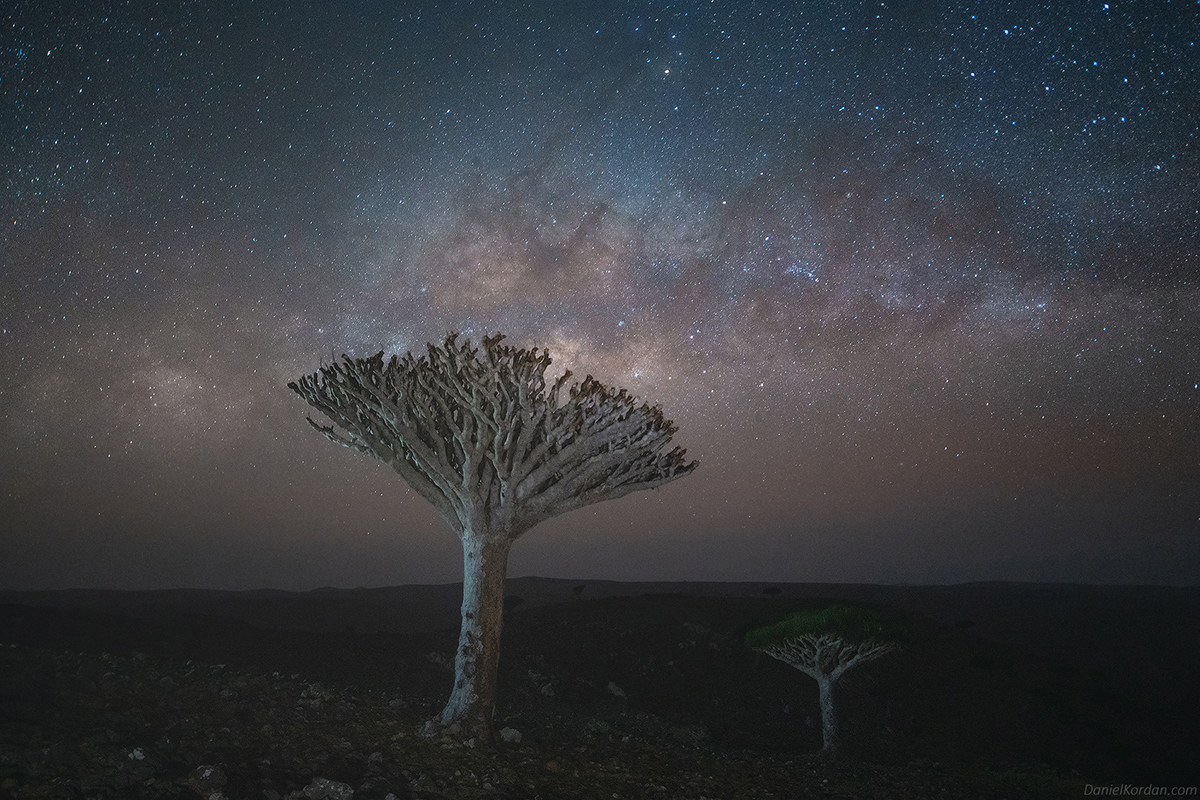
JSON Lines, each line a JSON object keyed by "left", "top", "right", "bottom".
{"left": 529, "top": 670, "right": 556, "bottom": 696}
{"left": 669, "top": 724, "right": 708, "bottom": 745}
{"left": 302, "top": 776, "right": 355, "bottom": 799}
{"left": 498, "top": 727, "right": 522, "bottom": 744}
{"left": 606, "top": 681, "right": 626, "bottom": 698}
{"left": 187, "top": 764, "right": 227, "bottom": 795}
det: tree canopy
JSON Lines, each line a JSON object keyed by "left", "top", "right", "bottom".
{"left": 745, "top": 604, "right": 906, "bottom": 650}
{"left": 288, "top": 333, "right": 697, "bottom": 539}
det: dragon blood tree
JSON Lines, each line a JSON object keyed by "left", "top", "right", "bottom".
{"left": 289, "top": 334, "right": 697, "bottom": 738}
{"left": 746, "top": 604, "right": 902, "bottom": 756}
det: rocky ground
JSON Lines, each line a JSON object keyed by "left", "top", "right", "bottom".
{"left": 0, "top": 643, "right": 1083, "bottom": 800}
{"left": 1, "top": 590, "right": 1191, "bottom": 799}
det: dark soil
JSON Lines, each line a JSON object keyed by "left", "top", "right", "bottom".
{"left": 0, "top": 585, "right": 1194, "bottom": 798}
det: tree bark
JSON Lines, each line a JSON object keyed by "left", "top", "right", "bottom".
{"left": 437, "top": 532, "right": 511, "bottom": 739}
{"left": 817, "top": 675, "right": 839, "bottom": 756}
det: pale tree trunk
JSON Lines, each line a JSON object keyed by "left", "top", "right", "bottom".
{"left": 438, "top": 532, "right": 511, "bottom": 739}
{"left": 817, "top": 675, "right": 839, "bottom": 756}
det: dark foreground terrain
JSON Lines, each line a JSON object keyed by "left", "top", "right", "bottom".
{"left": 0, "top": 580, "right": 1196, "bottom": 799}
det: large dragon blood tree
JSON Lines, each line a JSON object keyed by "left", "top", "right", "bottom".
{"left": 289, "top": 334, "right": 697, "bottom": 738}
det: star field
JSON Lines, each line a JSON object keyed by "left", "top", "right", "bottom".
{"left": 2, "top": 0, "right": 1197, "bottom": 589}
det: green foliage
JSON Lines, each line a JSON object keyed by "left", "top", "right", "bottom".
{"left": 744, "top": 604, "right": 906, "bottom": 649}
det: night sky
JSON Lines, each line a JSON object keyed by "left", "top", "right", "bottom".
{"left": 3, "top": 0, "right": 1197, "bottom": 591}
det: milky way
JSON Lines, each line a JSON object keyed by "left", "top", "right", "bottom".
{"left": 2, "top": 1, "right": 1197, "bottom": 589}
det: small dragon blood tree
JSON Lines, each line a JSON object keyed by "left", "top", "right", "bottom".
{"left": 746, "top": 604, "right": 903, "bottom": 756}
{"left": 289, "top": 333, "right": 697, "bottom": 738}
